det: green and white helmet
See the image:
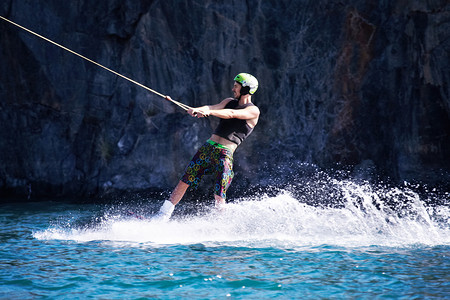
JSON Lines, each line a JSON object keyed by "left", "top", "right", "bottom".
{"left": 234, "top": 73, "right": 258, "bottom": 95}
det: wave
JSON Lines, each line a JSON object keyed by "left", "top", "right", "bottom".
{"left": 33, "top": 179, "right": 449, "bottom": 248}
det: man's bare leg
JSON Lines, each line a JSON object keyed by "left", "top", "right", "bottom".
{"left": 169, "top": 181, "right": 189, "bottom": 205}
{"left": 214, "top": 194, "right": 226, "bottom": 209}
{"left": 155, "top": 181, "right": 189, "bottom": 221}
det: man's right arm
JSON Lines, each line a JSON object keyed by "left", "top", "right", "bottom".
{"left": 189, "top": 98, "right": 233, "bottom": 118}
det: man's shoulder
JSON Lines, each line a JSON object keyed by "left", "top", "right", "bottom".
{"left": 222, "top": 97, "right": 235, "bottom": 103}
{"left": 222, "top": 98, "right": 237, "bottom": 108}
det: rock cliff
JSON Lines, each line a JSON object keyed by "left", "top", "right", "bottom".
{"left": 0, "top": 0, "right": 449, "bottom": 200}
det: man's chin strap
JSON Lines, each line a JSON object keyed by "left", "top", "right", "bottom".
{"left": 240, "top": 86, "right": 251, "bottom": 96}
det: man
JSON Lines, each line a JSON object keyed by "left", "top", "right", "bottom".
{"left": 155, "top": 73, "right": 260, "bottom": 221}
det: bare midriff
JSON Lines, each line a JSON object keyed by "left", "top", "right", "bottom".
{"left": 210, "top": 134, "right": 238, "bottom": 153}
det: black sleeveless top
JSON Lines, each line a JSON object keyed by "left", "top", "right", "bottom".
{"left": 213, "top": 99, "right": 256, "bottom": 146}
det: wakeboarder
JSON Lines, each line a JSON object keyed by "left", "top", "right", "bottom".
{"left": 155, "top": 73, "right": 260, "bottom": 221}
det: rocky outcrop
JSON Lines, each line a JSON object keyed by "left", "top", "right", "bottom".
{"left": 0, "top": 0, "right": 449, "bottom": 200}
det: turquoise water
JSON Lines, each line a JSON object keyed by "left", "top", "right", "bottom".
{"left": 1, "top": 180, "right": 449, "bottom": 299}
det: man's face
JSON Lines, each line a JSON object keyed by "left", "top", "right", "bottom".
{"left": 232, "top": 82, "right": 242, "bottom": 98}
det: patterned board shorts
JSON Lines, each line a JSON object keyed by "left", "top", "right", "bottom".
{"left": 180, "top": 140, "right": 234, "bottom": 199}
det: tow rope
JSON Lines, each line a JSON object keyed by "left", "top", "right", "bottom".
{"left": 0, "top": 15, "right": 191, "bottom": 112}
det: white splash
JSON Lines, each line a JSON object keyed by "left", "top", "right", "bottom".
{"left": 34, "top": 181, "right": 449, "bottom": 248}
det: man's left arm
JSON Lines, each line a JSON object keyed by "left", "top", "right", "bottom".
{"left": 207, "top": 106, "right": 260, "bottom": 120}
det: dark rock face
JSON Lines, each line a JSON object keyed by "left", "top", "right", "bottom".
{"left": 0, "top": 0, "right": 449, "bottom": 199}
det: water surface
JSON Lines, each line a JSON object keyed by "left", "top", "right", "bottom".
{"left": 1, "top": 180, "right": 449, "bottom": 299}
